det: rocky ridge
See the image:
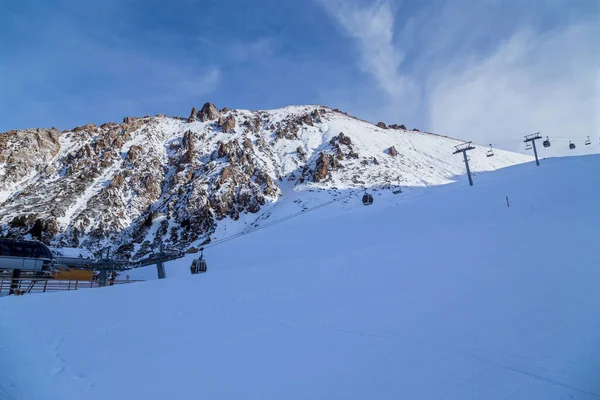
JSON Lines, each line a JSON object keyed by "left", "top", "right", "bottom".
{"left": 0, "top": 104, "right": 530, "bottom": 258}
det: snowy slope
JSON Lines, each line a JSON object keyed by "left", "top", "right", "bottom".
{"left": 0, "top": 104, "right": 531, "bottom": 258}
{"left": 1, "top": 155, "right": 599, "bottom": 399}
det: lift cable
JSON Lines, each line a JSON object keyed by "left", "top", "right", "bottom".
{"left": 203, "top": 192, "right": 355, "bottom": 250}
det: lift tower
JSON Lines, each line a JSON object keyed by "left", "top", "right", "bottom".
{"left": 453, "top": 142, "right": 476, "bottom": 186}
{"left": 524, "top": 132, "right": 542, "bottom": 166}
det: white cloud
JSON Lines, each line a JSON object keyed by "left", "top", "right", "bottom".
{"left": 319, "top": 0, "right": 419, "bottom": 116}
{"left": 428, "top": 22, "right": 599, "bottom": 156}
{"left": 229, "top": 38, "right": 276, "bottom": 62}
{"left": 320, "top": 0, "right": 599, "bottom": 156}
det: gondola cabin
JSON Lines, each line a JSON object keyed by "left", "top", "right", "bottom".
{"left": 543, "top": 137, "right": 551, "bottom": 148}
{"left": 190, "top": 258, "right": 207, "bottom": 274}
{"left": 190, "top": 248, "right": 207, "bottom": 275}
{"left": 362, "top": 193, "right": 374, "bottom": 206}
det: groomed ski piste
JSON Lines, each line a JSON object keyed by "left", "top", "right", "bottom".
{"left": 1, "top": 154, "right": 599, "bottom": 399}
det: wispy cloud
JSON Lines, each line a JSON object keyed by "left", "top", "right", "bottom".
{"left": 228, "top": 38, "right": 276, "bottom": 62}
{"left": 319, "top": 0, "right": 599, "bottom": 155}
{"left": 428, "top": 21, "right": 599, "bottom": 156}
{"left": 319, "top": 0, "right": 418, "bottom": 116}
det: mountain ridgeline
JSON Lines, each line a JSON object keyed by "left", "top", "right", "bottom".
{"left": 0, "top": 103, "right": 529, "bottom": 258}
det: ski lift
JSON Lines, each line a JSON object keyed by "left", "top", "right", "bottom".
{"left": 569, "top": 141, "right": 576, "bottom": 150}
{"left": 525, "top": 142, "right": 532, "bottom": 150}
{"left": 542, "top": 136, "right": 551, "bottom": 148}
{"left": 486, "top": 144, "right": 494, "bottom": 157}
{"left": 585, "top": 136, "right": 591, "bottom": 145}
{"left": 362, "top": 193, "right": 374, "bottom": 206}
{"left": 190, "top": 248, "right": 207, "bottom": 275}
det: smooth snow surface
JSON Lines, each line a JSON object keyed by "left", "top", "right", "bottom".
{"left": 1, "top": 155, "right": 599, "bottom": 400}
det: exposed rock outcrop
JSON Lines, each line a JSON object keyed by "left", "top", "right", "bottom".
{"left": 188, "top": 107, "right": 198, "bottom": 123}
{"left": 387, "top": 146, "right": 398, "bottom": 157}
{"left": 313, "top": 153, "right": 331, "bottom": 182}
{"left": 296, "top": 146, "right": 307, "bottom": 161}
{"left": 198, "top": 102, "right": 221, "bottom": 122}
{"left": 219, "top": 114, "right": 236, "bottom": 133}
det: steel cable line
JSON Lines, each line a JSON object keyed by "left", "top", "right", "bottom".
{"left": 203, "top": 192, "right": 355, "bottom": 250}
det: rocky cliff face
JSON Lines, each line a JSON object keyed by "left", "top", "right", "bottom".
{"left": 0, "top": 103, "right": 530, "bottom": 258}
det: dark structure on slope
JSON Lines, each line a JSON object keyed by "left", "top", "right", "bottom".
{"left": 0, "top": 239, "right": 54, "bottom": 272}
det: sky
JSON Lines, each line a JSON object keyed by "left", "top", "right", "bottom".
{"left": 1, "top": 0, "right": 598, "bottom": 156}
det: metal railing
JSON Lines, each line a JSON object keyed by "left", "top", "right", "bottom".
{"left": 0, "top": 277, "right": 143, "bottom": 296}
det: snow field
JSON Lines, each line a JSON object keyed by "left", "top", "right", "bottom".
{"left": 1, "top": 155, "right": 598, "bottom": 399}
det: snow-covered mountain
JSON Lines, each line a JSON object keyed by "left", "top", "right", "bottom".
{"left": 0, "top": 103, "right": 530, "bottom": 258}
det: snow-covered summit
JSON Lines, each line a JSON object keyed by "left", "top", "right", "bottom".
{"left": 0, "top": 103, "right": 530, "bottom": 257}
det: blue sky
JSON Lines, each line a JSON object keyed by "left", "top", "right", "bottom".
{"left": 1, "top": 0, "right": 598, "bottom": 155}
